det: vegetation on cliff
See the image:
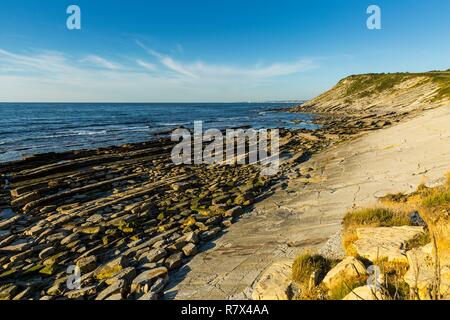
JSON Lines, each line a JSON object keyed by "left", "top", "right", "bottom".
{"left": 290, "top": 70, "right": 450, "bottom": 115}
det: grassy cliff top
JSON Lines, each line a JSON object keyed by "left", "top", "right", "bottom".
{"left": 293, "top": 70, "right": 450, "bottom": 115}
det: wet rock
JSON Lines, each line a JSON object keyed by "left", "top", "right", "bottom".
{"left": 221, "top": 218, "right": 233, "bottom": 228}
{"left": 182, "top": 243, "right": 198, "bottom": 256}
{"left": 76, "top": 226, "right": 102, "bottom": 235}
{"left": 25, "top": 224, "right": 47, "bottom": 236}
{"left": 76, "top": 255, "right": 97, "bottom": 273}
{"left": 205, "top": 216, "right": 222, "bottom": 226}
{"left": 0, "top": 230, "right": 11, "bottom": 242}
{"left": 61, "top": 233, "right": 80, "bottom": 245}
{"left": 224, "top": 206, "right": 243, "bottom": 218}
{"left": 0, "top": 239, "right": 31, "bottom": 252}
{"left": 39, "top": 264, "right": 57, "bottom": 276}
{"left": 105, "top": 293, "right": 123, "bottom": 300}
{"left": 46, "top": 232, "right": 69, "bottom": 243}
{"left": 10, "top": 250, "right": 33, "bottom": 263}
{"left": 105, "top": 267, "right": 136, "bottom": 286}
{"left": 165, "top": 252, "right": 184, "bottom": 270}
{"left": 96, "top": 279, "right": 127, "bottom": 300}
{"left": 12, "top": 287, "right": 33, "bottom": 300}
{"left": 66, "top": 285, "right": 97, "bottom": 299}
{"left": 131, "top": 267, "right": 168, "bottom": 294}
{"left": 47, "top": 279, "right": 66, "bottom": 296}
{"left": 94, "top": 256, "right": 128, "bottom": 280}
{"left": 199, "top": 227, "right": 221, "bottom": 242}
{"left": 0, "top": 215, "right": 20, "bottom": 229}
{"left": 43, "top": 252, "right": 67, "bottom": 266}
{"left": 212, "top": 195, "right": 230, "bottom": 205}
{"left": 0, "top": 284, "right": 19, "bottom": 300}
{"left": 138, "top": 291, "right": 158, "bottom": 300}
{"left": 149, "top": 276, "right": 167, "bottom": 294}
{"left": 167, "top": 239, "right": 187, "bottom": 252}
{"left": 86, "top": 214, "right": 104, "bottom": 224}
{"left": 40, "top": 205, "right": 57, "bottom": 214}
{"left": 138, "top": 248, "right": 168, "bottom": 264}
{"left": 11, "top": 191, "right": 40, "bottom": 208}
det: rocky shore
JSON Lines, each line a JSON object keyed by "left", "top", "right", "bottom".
{"left": 0, "top": 109, "right": 401, "bottom": 300}
{"left": 1, "top": 71, "right": 447, "bottom": 300}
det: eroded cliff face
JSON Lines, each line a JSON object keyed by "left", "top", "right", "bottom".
{"left": 290, "top": 71, "right": 450, "bottom": 115}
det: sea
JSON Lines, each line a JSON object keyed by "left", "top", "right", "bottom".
{"left": 0, "top": 103, "right": 317, "bottom": 163}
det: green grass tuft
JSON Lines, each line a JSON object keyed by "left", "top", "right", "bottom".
{"left": 343, "top": 207, "right": 410, "bottom": 228}
{"left": 422, "top": 188, "right": 450, "bottom": 208}
{"left": 292, "top": 253, "right": 332, "bottom": 285}
{"left": 327, "top": 275, "right": 368, "bottom": 300}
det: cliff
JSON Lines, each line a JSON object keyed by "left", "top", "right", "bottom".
{"left": 290, "top": 71, "right": 450, "bottom": 115}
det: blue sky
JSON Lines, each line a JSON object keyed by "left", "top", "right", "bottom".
{"left": 0, "top": 0, "right": 449, "bottom": 102}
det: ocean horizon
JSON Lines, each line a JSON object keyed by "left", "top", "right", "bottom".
{"left": 0, "top": 102, "right": 316, "bottom": 163}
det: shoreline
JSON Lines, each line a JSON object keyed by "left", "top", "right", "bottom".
{"left": 167, "top": 105, "right": 450, "bottom": 299}
{"left": 0, "top": 107, "right": 430, "bottom": 300}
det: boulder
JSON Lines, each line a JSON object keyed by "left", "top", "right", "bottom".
{"left": 224, "top": 206, "right": 243, "bottom": 218}
{"left": 342, "top": 285, "right": 385, "bottom": 300}
{"left": 105, "top": 267, "right": 136, "bottom": 286}
{"left": 39, "top": 247, "right": 55, "bottom": 260}
{"left": 322, "top": 256, "right": 367, "bottom": 289}
{"left": 96, "top": 279, "right": 127, "bottom": 300}
{"left": 105, "top": 293, "right": 123, "bottom": 300}
{"left": 76, "top": 255, "right": 97, "bottom": 273}
{"left": 139, "top": 248, "right": 168, "bottom": 264}
{"left": 182, "top": 243, "right": 198, "bottom": 256}
{"left": 94, "top": 256, "right": 128, "bottom": 280}
{"left": 149, "top": 277, "right": 167, "bottom": 294}
{"left": 131, "top": 267, "right": 168, "bottom": 294}
{"left": 251, "top": 260, "right": 292, "bottom": 300}
{"left": 165, "top": 252, "right": 184, "bottom": 270}
{"left": 0, "top": 284, "right": 19, "bottom": 300}
{"left": 66, "top": 285, "right": 97, "bottom": 299}
{"left": 199, "top": 227, "right": 221, "bottom": 242}
{"left": 353, "top": 226, "right": 425, "bottom": 263}
{"left": 61, "top": 233, "right": 80, "bottom": 245}
{"left": 404, "top": 243, "right": 450, "bottom": 300}
{"left": 138, "top": 291, "right": 158, "bottom": 300}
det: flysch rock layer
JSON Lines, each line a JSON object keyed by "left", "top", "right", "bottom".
{"left": 166, "top": 105, "right": 450, "bottom": 299}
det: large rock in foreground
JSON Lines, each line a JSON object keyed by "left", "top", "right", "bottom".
{"left": 342, "top": 285, "right": 385, "bottom": 300}
{"left": 404, "top": 243, "right": 450, "bottom": 300}
{"left": 353, "top": 226, "right": 425, "bottom": 263}
{"left": 322, "top": 256, "right": 366, "bottom": 289}
{"left": 251, "top": 260, "right": 292, "bottom": 300}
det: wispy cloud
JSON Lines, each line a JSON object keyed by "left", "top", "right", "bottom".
{"left": 136, "top": 59, "right": 156, "bottom": 71}
{"left": 137, "top": 41, "right": 316, "bottom": 80}
{"left": 141, "top": 47, "right": 198, "bottom": 78}
{"left": 0, "top": 46, "right": 319, "bottom": 102}
{"left": 82, "top": 55, "right": 122, "bottom": 70}
{"left": 0, "top": 49, "right": 74, "bottom": 74}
